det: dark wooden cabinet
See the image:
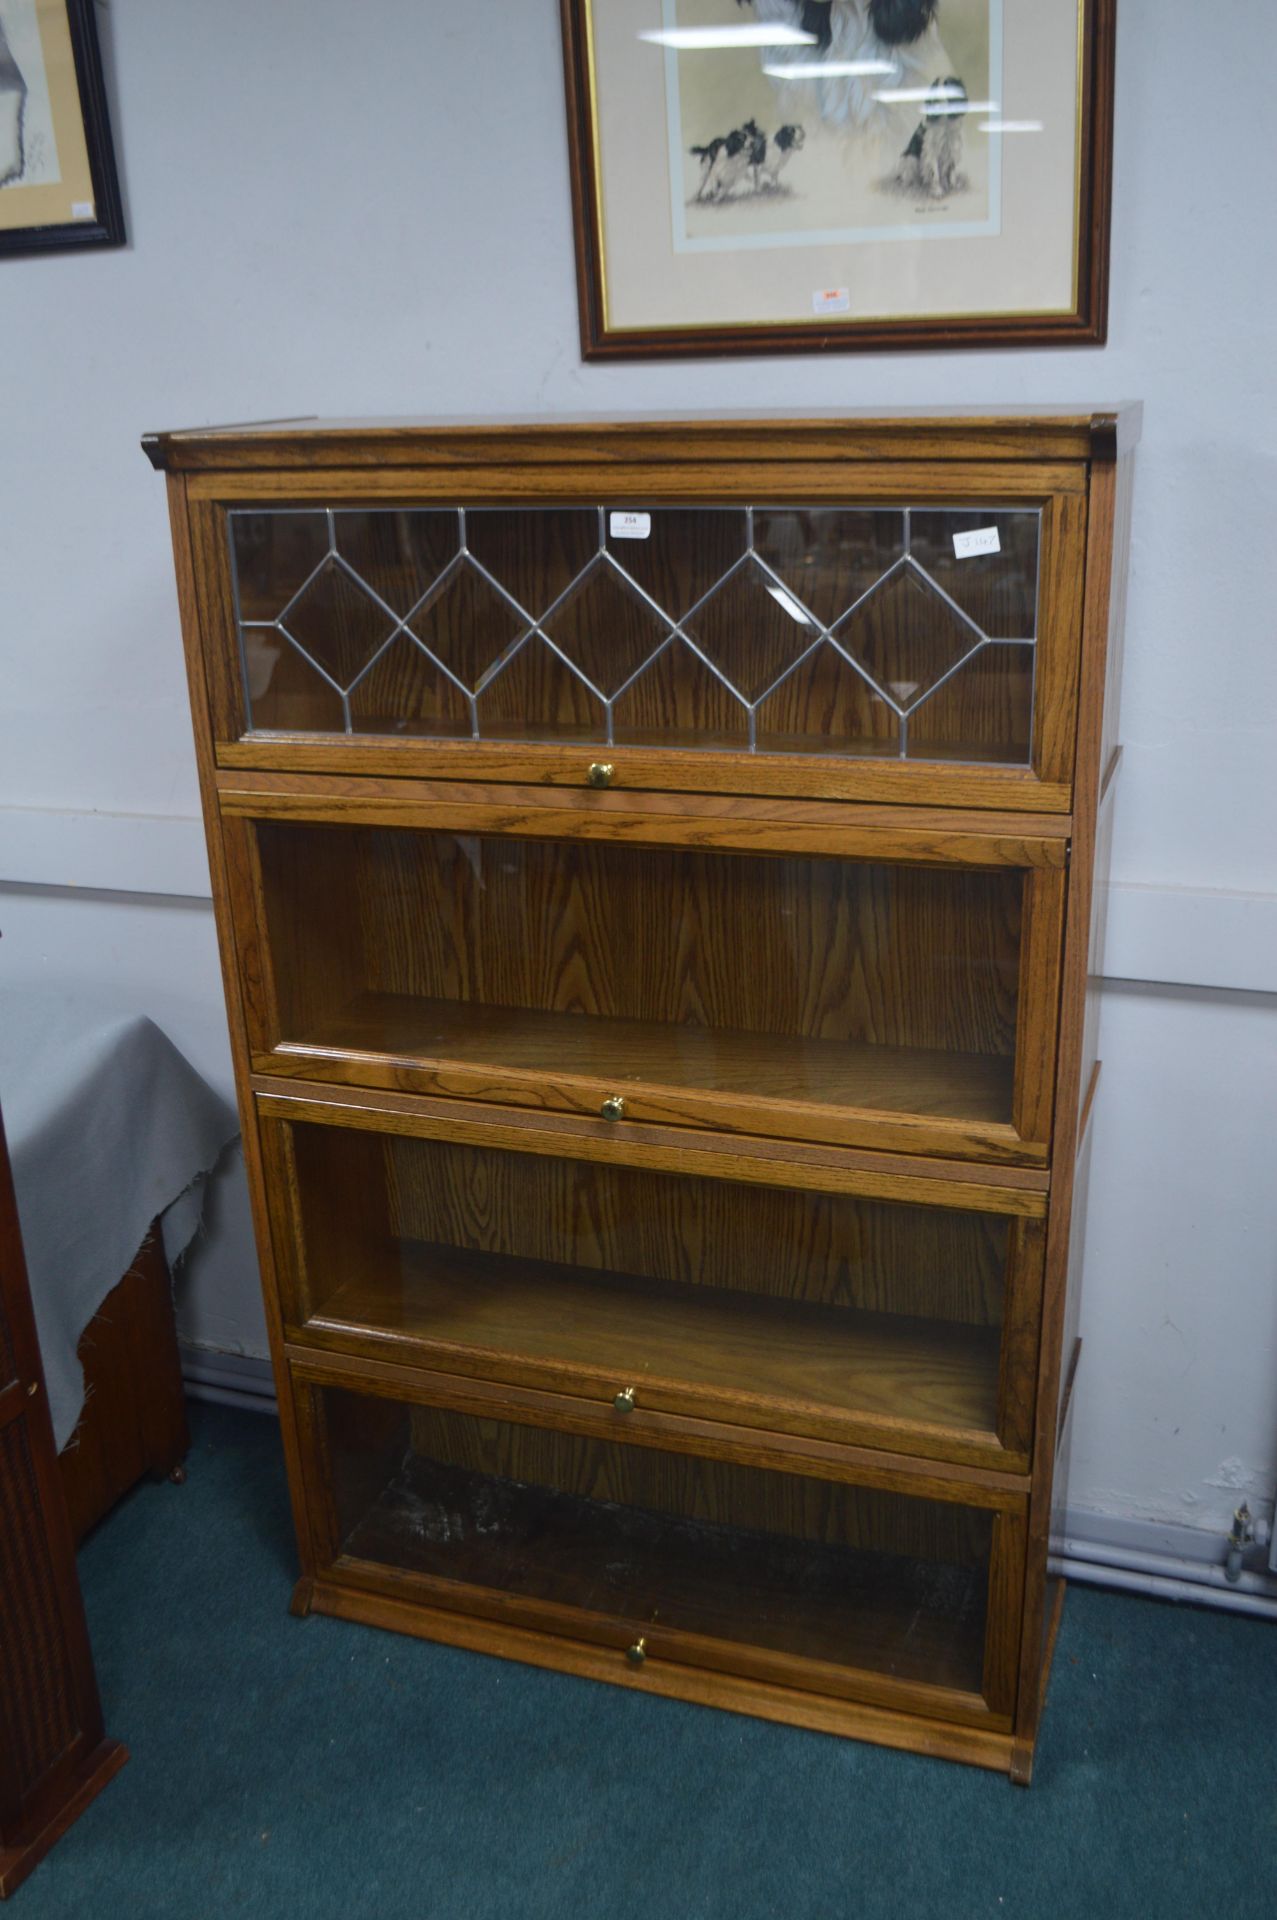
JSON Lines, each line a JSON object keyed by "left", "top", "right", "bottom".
{"left": 0, "top": 1108, "right": 126, "bottom": 1898}
{"left": 148, "top": 408, "right": 1138, "bottom": 1781}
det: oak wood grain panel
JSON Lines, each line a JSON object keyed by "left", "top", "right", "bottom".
{"left": 218, "top": 814, "right": 279, "bottom": 1059}
{"left": 303, "top": 1256, "right": 1006, "bottom": 1464}
{"left": 310, "top": 1389, "right": 1000, "bottom": 1704}
{"left": 286, "top": 1345, "right": 1030, "bottom": 1502}
{"left": 1079, "top": 765, "right": 1117, "bottom": 1131}
{"left": 1055, "top": 1133, "right": 1094, "bottom": 1481}
{"left": 219, "top": 773, "right": 1070, "bottom": 868}
{"left": 338, "top": 1548, "right": 1005, "bottom": 1730}
{"left": 405, "top": 1400, "right": 994, "bottom": 1562}
{"left": 239, "top": 816, "right": 1054, "bottom": 1163}
{"left": 256, "top": 1084, "right": 1050, "bottom": 1217}
{"left": 216, "top": 734, "right": 1073, "bottom": 812}
{"left": 272, "top": 828, "right": 1026, "bottom": 1053}
{"left": 982, "top": 1505, "right": 1029, "bottom": 1720}
{"left": 1010, "top": 1576, "right": 1066, "bottom": 1787}
{"left": 1031, "top": 492, "right": 1089, "bottom": 786}
{"left": 144, "top": 412, "right": 1133, "bottom": 471}
{"left": 181, "top": 460, "right": 1090, "bottom": 505}
{"left": 994, "top": 1218, "right": 1046, "bottom": 1463}
{"left": 290, "top": 1119, "right": 1011, "bottom": 1323}
{"left": 164, "top": 473, "right": 321, "bottom": 1584}
{"left": 277, "top": 1114, "right": 1029, "bottom": 1467}
{"left": 261, "top": 999, "right": 1029, "bottom": 1165}
{"left": 186, "top": 495, "right": 247, "bottom": 743}
{"left": 1010, "top": 867, "right": 1068, "bottom": 1150}
{"left": 1010, "top": 444, "right": 1135, "bottom": 1762}
{"left": 308, "top": 1573, "right": 1018, "bottom": 1765}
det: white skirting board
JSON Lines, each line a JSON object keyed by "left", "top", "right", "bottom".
{"left": 1051, "top": 1511, "right": 1277, "bottom": 1620}
{"left": 179, "top": 1347, "right": 1277, "bottom": 1619}
{"left": 181, "top": 1345, "right": 277, "bottom": 1416}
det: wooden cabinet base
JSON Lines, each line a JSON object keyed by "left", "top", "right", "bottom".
{"left": 307, "top": 1575, "right": 1021, "bottom": 1777}
{"left": 1, "top": 1105, "right": 128, "bottom": 1895}
{"left": 0, "top": 1740, "right": 128, "bottom": 1901}
{"left": 58, "top": 1224, "right": 189, "bottom": 1545}
{"left": 1009, "top": 1576, "right": 1067, "bottom": 1787}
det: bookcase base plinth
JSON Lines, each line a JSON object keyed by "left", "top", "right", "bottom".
{"left": 305, "top": 1575, "right": 1020, "bottom": 1776}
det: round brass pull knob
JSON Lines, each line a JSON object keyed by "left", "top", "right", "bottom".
{"left": 626, "top": 1638, "right": 647, "bottom": 1666}
{"left": 600, "top": 1095, "right": 626, "bottom": 1121}
{"left": 614, "top": 1386, "right": 636, "bottom": 1414}
{"left": 587, "top": 762, "right": 615, "bottom": 788}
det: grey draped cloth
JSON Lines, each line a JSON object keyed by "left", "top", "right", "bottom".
{"left": 0, "top": 990, "right": 237, "bottom": 1448}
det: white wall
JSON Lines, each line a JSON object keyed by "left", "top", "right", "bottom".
{"left": 1, "top": 0, "right": 1274, "bottom": 1536}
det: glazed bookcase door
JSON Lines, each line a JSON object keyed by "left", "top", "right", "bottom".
{"left": 224, "top": 799, "right": 1066, "bottom": 1169}
{"left": 262, "top": 1103, "right": 1044, "bottom": 1471}
{"left": 190, "top": 471, "right": 1087, "bottom": 810}
{"left": 291, "top": 1366, "right": 1027, "bottom": 1729}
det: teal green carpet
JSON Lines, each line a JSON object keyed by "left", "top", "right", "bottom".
{"left": 16, "top": 1404, "right": 1274, "bottom": 1918}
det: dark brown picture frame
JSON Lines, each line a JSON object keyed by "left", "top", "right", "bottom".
{"left": 560, "top": 0, "right": 1115, "bottom": 359}
{"left": 0, "top": 0, "right": 124, "bottom": 259}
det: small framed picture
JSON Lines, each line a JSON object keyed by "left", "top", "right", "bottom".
{"left": 0, "top": 0, "right": 124, "bottom": 257}
{"left": 561, "top": 0, "right": 1115, "bottom": 357}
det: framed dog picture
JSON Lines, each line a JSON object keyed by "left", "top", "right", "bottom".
{"left": 0, "top": 0, "right": 124, "bottom": 257}
{"left": 560, "top": 0, "right": 1115, "bottom": 356}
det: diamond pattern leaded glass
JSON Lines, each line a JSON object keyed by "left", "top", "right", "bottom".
{"left": 541, "top": 562, "right": 671, "bottom": 698}
{"left": 230, "top": 505, "right": 1040, "bottom": 760}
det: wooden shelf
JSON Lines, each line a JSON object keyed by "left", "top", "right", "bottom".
{"left": 340, "top": 1456, "right": 990, "bottom": 1697}
{"left": 274, "top": 992, "right": 1017, "bottom": 1139}
{"left": 304, "top": 1240, "right": 1003, "bottom": 1454}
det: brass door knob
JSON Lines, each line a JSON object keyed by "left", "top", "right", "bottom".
{"left": 587, "top": 762, "right": 615, "bottom": 788}
{"left": 626, "top": 1638, "right": 647, "bottom": 1666}
{"left": 613, "top": 1386, "right": 636, "bottom": 1414}
{"left": 600, "top": 1095, "right": 626, "bottom": 1121}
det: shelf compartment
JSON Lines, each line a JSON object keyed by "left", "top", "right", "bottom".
{"left": 239, "top": 817, "right": 1060, "bottom": 1165}
{"left": 228, "top": 504, "right": 1041, "bottom": 771}
{"left": 284, "top": 993, "right": 1015, "bottom": 1128}
{"left": 300, "top": 1377, "right": 1023, "bottom": 1720}
{"left": 269, "top": 1115, "right": 1042, "bottom": 1468}
{"left": 309, "top": 1245, "right": 1002, "bottom": 1439}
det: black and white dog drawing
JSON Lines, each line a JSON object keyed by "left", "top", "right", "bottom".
{"left": 692, "top": 118, "right": 805, "bottom": 201}
{"left": 740, "top": 1, "right": 950, "bottom": 135}
{"left": 691, "top": 119, "right": 761, "bottom": 201}
{"left": 740, "top": 1, "right": 938, "bottom": 47}
{"left": 0, "top": 20, "right": 29, "bottom": 189}
{"left": 757, "top": 123, "right": 806, "bottom": 190}
{"left": 862, "top": 0, "right": 939, "bottom": 43}
{"left": 891, "top": 76, "right": 968, "bottom": 197}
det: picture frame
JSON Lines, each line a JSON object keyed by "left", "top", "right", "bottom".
{"left": 0, "top": 0, "right": 124, "bottom": 257}
{"left": 561, "top": 0, "right": 1115, "bottom": 358}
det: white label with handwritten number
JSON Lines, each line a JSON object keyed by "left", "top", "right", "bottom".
{"left": 952, "top": 526, "right": 1001, "bottom": 559}
{"left": 610, "top": 512, "right": 651, "bottom": 540}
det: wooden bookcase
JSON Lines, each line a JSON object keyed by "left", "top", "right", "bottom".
{"left": 146, "top": 410, "right": 1138, "bottom": 1782}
